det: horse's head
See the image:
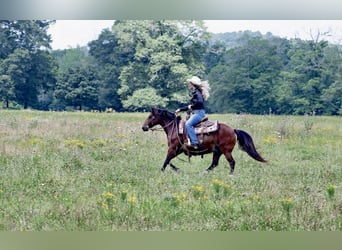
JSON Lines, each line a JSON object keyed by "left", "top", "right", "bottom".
{"left": 142, "top": 108, "right": 175, "bottom": 131}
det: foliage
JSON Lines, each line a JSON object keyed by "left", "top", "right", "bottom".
{"left": 208, "top": 33, "right": 342, "bottom": 115}
{"left": 88, "top": 28, "right": 126, "bottom": 111}
{"left": 54, "top": 65, "right": 100, "bottom": 111}
{"left": 1, "top": 20, "right": 342, "bottom": 115}
{"left": 52, "top": 46, "right": 93, "bottom": 74}
{"left": 113, "top": 20, "right": 209, "bottom": 111}
{"left": 0, "top": 74, "right": 15, "bottom": 107}
{"left": 0, "top": 20, "right": 57, "bottom": 109}
{"left": 208, "top": 36, "right": 287, "bottom": 114}
{"left": 0, "top": 20, "right": 53, "bottom": 58}
{"left": 122, "top": 87, "right": 168, "bottom": 111}
{"left": 277, "top": 39, "right": 331, "bottom": 115}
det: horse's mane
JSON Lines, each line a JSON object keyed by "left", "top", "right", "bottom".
{"left": 155, "top": 108, "right": 180, "bottom": 122}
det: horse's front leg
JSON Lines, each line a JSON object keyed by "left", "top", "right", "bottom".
{"left": 169, "top": 163, "right": 180, "bottom": 173}
{"left": 161, "top": 146, "right": 180, "bottom": 172}
{"left": 161, "top": 156, "right": 171, "bottom": 172}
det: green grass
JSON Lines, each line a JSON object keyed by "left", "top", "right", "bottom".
{"left": 0, "top": 110, "right": 341, "bottom": 230}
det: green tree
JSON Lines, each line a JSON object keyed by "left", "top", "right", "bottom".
{"left": 0, "top": 20, "right": 56, "bottom": 109}
{"left": 319, "top": 44, "right": 342, "bottom": 115}
{"left": 278, "top": 38, "right": 330, "bottom": 114}
{"left": 52, "top": 47, "right": 101, "bottom": 111}
{"left": 1, "top": 49, "right": 57, "bottom": 109}
{"left": 122, "top": 87, "right": 168, "bottom": 111}
{"left": 0, "top": 74, "right": 15, "bottom": 108}
{"left": 88, "top": 28, "right": 127, "bottom": 111}
{"left": 53, "top": 46, "right": 93, "bottom": 74}
{"left": 30, "top": 50, "right": 57, "bottom": 110}
{"left": 0, "top": 20, "right": 53, "bottom": 59}
{"left": 321, "top": 78, "right": 342, "bottom": 115}
{"left": 2, "top": 49, "right": 32, "bottom": 108}
{"left": 203, "top": 41, "right": 226, "bottom": 74}
{"left": 208, "top": 35, "right": 287, "bottom": 114}
{"left": 112, "top": 20, "right": 209, "bottom": 111}
{"left": 54, "top": 65, "right": 100, "bottom": 111}
{"left": 320, "top": 44, "right": 342, "bottom": 115}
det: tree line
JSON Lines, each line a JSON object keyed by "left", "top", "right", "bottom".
{"left": 1, "top": 20, "right": 341, "bottom": 115}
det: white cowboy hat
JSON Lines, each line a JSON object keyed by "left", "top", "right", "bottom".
{"left": 187, "top": 76, "right": 202, "bottom": 86}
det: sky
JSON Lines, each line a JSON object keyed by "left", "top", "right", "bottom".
{"left": 47, "top": 20, "right": 342, "bottom": 50}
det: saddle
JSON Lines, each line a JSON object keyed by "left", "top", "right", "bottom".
{"left": 178, "top": 117, "right": 219, "bottom": 135}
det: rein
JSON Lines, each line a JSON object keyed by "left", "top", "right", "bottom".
{"left": 150, "top": 116, "right": 183, "bottom": 146}
{"left": 149, "top": 113, "right": 209, "bottom": 161}
{"left": 150, "top": 119, "right": 175, "bottom": 132}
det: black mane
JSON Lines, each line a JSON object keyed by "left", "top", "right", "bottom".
{"left": 155, "top": 108, "right": 180, "bottom": 122}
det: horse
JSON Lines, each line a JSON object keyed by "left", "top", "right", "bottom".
{"left": 142, "top": 108, "right": 267, "bottom": 175}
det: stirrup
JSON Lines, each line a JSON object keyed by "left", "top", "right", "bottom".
{"left": 186, "top": 141, "right": 198, "bottom": 149}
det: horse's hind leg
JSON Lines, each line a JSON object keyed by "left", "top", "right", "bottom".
{"left": 204, "top": 147, "right": 222, "bottom": 174}
{"left": 223, "top": 152, "right": 235, "bottom": 175}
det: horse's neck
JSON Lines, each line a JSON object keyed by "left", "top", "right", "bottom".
{"left": 160, "top": 118, "right": 175, "bottom": 136}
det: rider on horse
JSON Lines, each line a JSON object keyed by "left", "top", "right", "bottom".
{"left": 175, "top": 76, "right": 210, "bottom": 149}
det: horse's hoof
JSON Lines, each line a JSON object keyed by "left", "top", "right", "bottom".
{"left": 202, "top": 170, "right": 210, "bottom": 175}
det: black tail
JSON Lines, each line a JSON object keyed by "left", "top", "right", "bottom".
{"left": 234, "top": 129, "right": 267, "bottom": 163}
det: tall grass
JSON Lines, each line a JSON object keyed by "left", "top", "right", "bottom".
{"left": 0, "top": 110, "right": 341, "bottom": 230}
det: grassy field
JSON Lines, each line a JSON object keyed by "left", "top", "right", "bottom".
{"left": 0, "top": 110, "right": 341, "bottom": 231}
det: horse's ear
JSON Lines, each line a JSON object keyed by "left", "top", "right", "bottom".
{"left": 151, "top": 107, "right": 161, "bottom": 115}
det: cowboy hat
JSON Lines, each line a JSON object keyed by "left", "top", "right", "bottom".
{"left": 187, "top": 76, "right": 202, "bottom": 86}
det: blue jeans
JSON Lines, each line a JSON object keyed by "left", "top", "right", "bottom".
{"left": 185, "top": 109, "right": 205, "bottom": 145}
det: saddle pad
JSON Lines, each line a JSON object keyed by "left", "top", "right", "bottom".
{"left": 179, "top": 120, "right": 219, "bottom": 134}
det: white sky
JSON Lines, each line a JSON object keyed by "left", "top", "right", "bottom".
{"left": 48, "top": 20, "right": 342, "bottom": 50}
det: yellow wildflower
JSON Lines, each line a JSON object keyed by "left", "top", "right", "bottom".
{"left": 104, "top": 192, "right": 115, "bottom": 200}
{"left": 101, "top": 202, "right": 109, "bottom": 210}
{"left": 192, "top": 185, "right": 205, "bottom": 199}
{"left": 264, "top": 135, "right": 278, "bottom": 144}
{"left": 280, "top": 197, "right": 294, "bottom": 212}
{"left": 127, "top": 196, "right": 137, "bottom": 203}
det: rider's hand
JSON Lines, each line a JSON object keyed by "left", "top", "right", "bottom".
{"left": 175, "top": 109, "right": 180, "bottom": 115}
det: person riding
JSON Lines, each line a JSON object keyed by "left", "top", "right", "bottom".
{"left": 175, "top": 76, "right": 210, "bottom": 149}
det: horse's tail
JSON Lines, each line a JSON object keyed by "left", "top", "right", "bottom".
{"left": 234, "top": 129, "right": 267, "bottom": 163}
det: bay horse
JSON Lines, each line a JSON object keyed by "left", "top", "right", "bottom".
{"left": 142, "top": 108, "right": 266, "bottom": 175}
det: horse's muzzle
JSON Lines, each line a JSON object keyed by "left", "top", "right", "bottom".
{"left": 142, "top": 126, "right": 149, "bottom": 131}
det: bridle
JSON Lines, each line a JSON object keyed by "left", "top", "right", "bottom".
{"left": 148, "top": 113, "right": 208, "bottom": 157}
{"left": 150, "top": 118, "right": 175, "bottom": 132}
{"left": 150, "top": 115, "right": 186, "bottom": 149}
{"left": 149, "top": 115, "right": 183, "bottom": 145}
